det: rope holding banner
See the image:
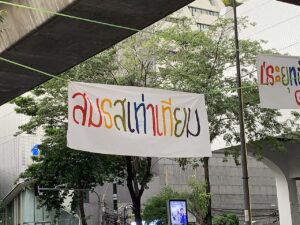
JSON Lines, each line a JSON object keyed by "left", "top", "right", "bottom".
{"left": 0, "top": 57, "right": 70, "bottom": 82}
{"left": 0, "top": 56, "right": 258, "bottom": 96}
{"left": 0, "top": 1, "right": 152, "bottom": 34}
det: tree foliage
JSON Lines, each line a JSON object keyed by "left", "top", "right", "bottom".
{"left": 143, "top": 178, "right": 210, "bottom": 225}
{"left": 222, "top": 0, "right": 242, "bottom": 7}
{"left": 143, "top": 187, "right": 183, "bottom": 225}
{"left": 14, "top": 35, "right": 157, "bottom": 225}
{"left": 213, "top": 213, "right": 239, "bottom": 225}
{"left": 186, "top": 177, "right": 211, "bottom": 225}
{"left": 112, "top": 33, "right": 159, "bottom": 225}
{"left": 13, "top": 15, "right": 300, "bottom": 225}
{"left": 151, "top": 18, "right": 300, "bottom": 161}
{"left": 150, "top": 17, "right": 300, "bottom": 224}
{"left": 16, "top": 51, "right": 126, "bottom": 225}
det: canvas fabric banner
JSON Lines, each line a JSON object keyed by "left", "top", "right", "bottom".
{"left": 67, "top": 82, "right": 211, "bottom": 158}
{"left": 257, "top": 54, "right": 300, "bottom": 109}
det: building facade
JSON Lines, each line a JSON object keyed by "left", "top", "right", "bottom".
{"left": 0, "top": 104, "right": 41, "bottom": 199}
{"left": 164, "top": 0, "right": 225, "bottom": 31}
{"left": 0, "top": 179, "right": 79, "bottom": 225}
{"left": 0, "top": 180, "right": 55, "bottom": 225}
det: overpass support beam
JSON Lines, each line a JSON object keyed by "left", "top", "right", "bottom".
{"left": 275, "top": 173, "right": 300, "bottom": 225}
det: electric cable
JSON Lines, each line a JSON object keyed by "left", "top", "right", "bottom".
{"left": 0, "top": 1, "right": 152, "bottom": 34}
{"left": 0, "top": 0, "right": 278, "bottom": 38}
{"left": 1, "top": 38, "right": 299, "bottom": 97}
{"left": 245, "top": 13, "right": 300, "bottom": 39}
{"left": 0, "top": 2, "right": 299, "bottom": 97}
{"left": 0, "top": 57, "right": 70, "bottom": 82}
{"left": 216, "top": 0, "right": 273, "bottom": 23}
{"left": 0, "top": 56, "right": 259, "bottom": 96}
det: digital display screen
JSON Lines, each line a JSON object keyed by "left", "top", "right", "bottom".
{"left": 168, "top": 200, "right": 188, "bottom": 225}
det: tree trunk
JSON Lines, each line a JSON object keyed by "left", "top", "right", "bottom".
{"left": 203, "top": 157, "right": 212, "bottom": 225}
{"left": 125, "top": 156, "right": 152, "bottom": 225}
{"left": 125, "top": 156, "right": 143, "bottom": 225}
{"left": 79, "top": 190, "right": 88, "bottom": 225}
{"left": 132, "top": 195, "right": 143, "bottom": 225}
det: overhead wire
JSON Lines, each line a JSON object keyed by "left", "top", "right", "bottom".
{"left": 0, "top": 56, "right": 258, "bottom": 96}
{"left": 0, "top": 3, "right": 295, "bottom": 216}
{"left": 224, "top": 29, "right": 300, "bottom": 82}
{"left": 0, "top": 57, "right": 70, "bottom": 82}
{"left": 211, "top": 0, "right": 273, "bottom": 39}
{"left": 0, "top": 0, "right": 299, "bottom": 94}
{"left": 1, "top": 0, "right": 294, "bottom": 53}
{"left": 215, "top": 0, "right": 300, "bottom": 51}
{"left": 1, "top": 0, "right": 297, "bottom": 43}
{"left": 245, "top": 13, "right": 300, "bottom": 39}
{"left": 237, "top": 0, "right": 273, "bottom": 16}
{"left": 1, "top": 34, "right": 299, "bottom": 95}
{"left": 214, "top": 0, "right": 273, "bottom": 24}
{"left": 0, "top": 0, "right": 281, "bottom": 39}
{"left": 0, "top": 1, "right": 152, "bottom": 34}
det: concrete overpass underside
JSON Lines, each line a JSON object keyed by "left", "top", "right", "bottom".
{"left": 242, "top": 138, "right": 300, "bottom": 225}
{"left": 277, "top": 0, "right": 300, "bottom": 6}
{"left": 0, "top": 0, "right": 193, "bottom": 105}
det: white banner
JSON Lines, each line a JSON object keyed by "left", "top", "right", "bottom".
{"left": 257, "top": 54, "right": 300, "bottom": 109}
{"left": 67, "top": 82, "right": 211, "bottom": 158}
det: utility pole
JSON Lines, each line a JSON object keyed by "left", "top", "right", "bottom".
{"left": 232, "top": 0, "right": 252, "bottom": 224}
{"left": 113, "top": 181, "right": 118, "bottom": 225}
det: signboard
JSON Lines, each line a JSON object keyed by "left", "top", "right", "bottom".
{"left": 67, "top": 82, "right": 211, "bottom": 158}
{"left": 257, "top": 54, "right": 300, "bottom": 109}
{"left": 168, "top": 200, "right": 188, "bottom": 225}
{"left": 31, "top": 144, "right": 40, "bottom": 156}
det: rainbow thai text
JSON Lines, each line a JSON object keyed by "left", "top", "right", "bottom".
{"left": 71, "top": 92, "right": 201, "bottom": 138}
{"left": 259, "top": 59, "right": 300, "bottom": 105}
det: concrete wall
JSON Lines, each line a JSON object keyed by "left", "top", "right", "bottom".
{"left": 0, "top": 0, "right": 75, "bottom": 53}
{"left": 93, "top": 153, "right": 281, "bottom": 225}
{"left": 0, "top": 104, "right": 41, "bottom": 198}
{"left": 157, "top": 154, "right": 279, "bottom": 224}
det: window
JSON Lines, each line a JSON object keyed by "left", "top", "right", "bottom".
{"left": 165, "top": 17, "right": 182, "bottom": 24}
{"left": 196, "top": 23, "right": 210, "bottom": 31}
{"left": 0, "top": 209, "right": 5, "bottom": 225}
{"left": 188, "top": 6, "right": 219, "bottom": 17}
{"left": 7, "top": 202, "right": 14, "bottom": 225}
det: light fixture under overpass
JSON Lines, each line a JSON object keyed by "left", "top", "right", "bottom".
{"left": 0, "top": 0, "right": 193, "bottom": 106}
{"left": 277, "top": 0, "right": 300, "bottom": 6}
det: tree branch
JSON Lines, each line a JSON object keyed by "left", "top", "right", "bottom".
{"left": 207, "top": 26, "right": 226, "bottom": 80}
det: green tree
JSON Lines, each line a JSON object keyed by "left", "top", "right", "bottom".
{"left": 15, "top": 51, "right": 126, "bottom": 225}
{"left": 13, "top": 16, "right": 299, "bottom": 225}
{"left": 143, "top": 179, "right": 210, "bottom": 225}
{"left": 149, "top": 18, "right": 299, "bottom": 225}
{"left": 22, "top": 129, "right": 125, "bottom": 225}
{"left": 186, "top": 177, "right": 211, "bottom": 225}
{"left": 115, "top": 33, "right": 159, "bottom": 225}
{"left": 222, "top": 0, "right": 242, "bottom": 7}
{"left": 143, "top": 187, "right": 183, "bottom": 225}
{"left": 14, "top": 34, "right": 157, "bottom": 225}
{"left": 213, "top": 213, "right": 239, "bottom": 225}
